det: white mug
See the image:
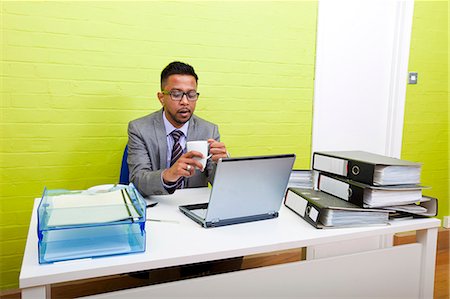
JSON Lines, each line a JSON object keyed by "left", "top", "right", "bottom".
{"left": 186, "top": 140, "right": 209, "bottom": 170}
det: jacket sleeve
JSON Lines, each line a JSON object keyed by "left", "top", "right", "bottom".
{"left": 127, "top": 121, "right": 170, "bottom": 197}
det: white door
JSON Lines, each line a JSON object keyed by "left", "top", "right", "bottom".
{"left": 311, "top": 0, "right": 414, "bottom": 158}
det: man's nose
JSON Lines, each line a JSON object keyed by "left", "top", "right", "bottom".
{"left": 180, "top": 94, "right": 189, "bottom": 104}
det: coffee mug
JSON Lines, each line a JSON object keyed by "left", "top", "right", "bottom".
{"left": 186, "top": 140, "right": 209, "bottom": 170}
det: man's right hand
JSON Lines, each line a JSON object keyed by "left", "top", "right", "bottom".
{"left": 162, "top": 151, "right": 204, "bottom": 184}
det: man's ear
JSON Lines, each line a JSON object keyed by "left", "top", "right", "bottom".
{"left": 157, "top": 92, "right": 164, "bottom": 106}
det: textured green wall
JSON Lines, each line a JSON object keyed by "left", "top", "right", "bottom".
{"left": 0, "top": 1, "right": 317, "bottom": 290}
{"left": 402, "top": 0, "right": 449, "bottom": 221}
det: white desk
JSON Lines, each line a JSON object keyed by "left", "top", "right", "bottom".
{"left": 20, "top": 188, "right": 440, "bottom": 298}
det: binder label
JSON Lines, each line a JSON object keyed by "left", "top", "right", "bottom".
{"left": 286, "top": 190, "right": 308, "bottom": 216}
{"left": 319, "top": 174, "right": 351, "bottom": 201}
{"left": 314, "top": 154, "right": 348, "bottom": 176}
{"left": 308, "top": 206, "right": 319, "bottom": 222}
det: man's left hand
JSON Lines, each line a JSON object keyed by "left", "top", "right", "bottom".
{"left": 207, "top": 139, "right": 228, "bottom": 162}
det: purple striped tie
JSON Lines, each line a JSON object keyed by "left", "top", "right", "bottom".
{"left": 170, "top": 130, "right": 184, "bottom": 189}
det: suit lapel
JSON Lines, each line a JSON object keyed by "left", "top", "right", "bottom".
{"left": 187, "top": 115, "right": 198, "bottom": 142}
{"left": 185, "top": 116, "right": 199, "bottom": 188}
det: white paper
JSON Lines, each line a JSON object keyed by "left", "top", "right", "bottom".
{"left": 47, "top": 189, "right": 140, "bottom": 227}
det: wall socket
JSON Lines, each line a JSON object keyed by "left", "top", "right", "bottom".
{"left": 443, "top": 216, "right": 450, "bottom": 228}
{"left": 408, "top": 72, "right": 418, "bottom": 84}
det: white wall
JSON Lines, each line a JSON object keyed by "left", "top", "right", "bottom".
{"left": 312, "top": 0, "right": 414, "bottom": 158}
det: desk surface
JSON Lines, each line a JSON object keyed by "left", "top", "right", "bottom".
{"left": 19, "top": 187, "right": 440, "bottom": 288}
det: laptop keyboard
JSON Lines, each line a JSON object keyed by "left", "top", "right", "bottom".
{"left": 191, "top": 208, "right": 207, "bottom": 219}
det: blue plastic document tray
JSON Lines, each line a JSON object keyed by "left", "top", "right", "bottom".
{"left": 37, "top": 184, "right": 146, "bottom": 264}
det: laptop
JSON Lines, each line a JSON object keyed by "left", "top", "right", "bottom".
{"left": 179, "top": 154, "right": 296, "bottom": 228}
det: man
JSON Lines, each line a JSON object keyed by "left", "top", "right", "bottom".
{"left": 127, "top": 62, "right": 243, "bottom": 280}
{"left": 127, "top": 61, "right": 228, "bottom": 197}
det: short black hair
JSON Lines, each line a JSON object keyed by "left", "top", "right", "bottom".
{"left": 160, "top": 61, "right": 198, "bottom": 90}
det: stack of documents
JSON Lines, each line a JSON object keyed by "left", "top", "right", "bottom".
{"left": 287, "top": 170, "right": 314, "bottom": 189}
{"left": 363, "top": 186, "right": 423, "bottom": 208}
{"left": 38, "top": 184, "right": 146, "bottom": 264}
{"left": 373, "top": 165, "right": 421, "bottom": 186}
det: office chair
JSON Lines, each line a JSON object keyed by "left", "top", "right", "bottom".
{"left": 119, "top": 145, "right": 129, "bottom": 185}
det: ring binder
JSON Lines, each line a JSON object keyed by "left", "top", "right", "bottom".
{"left": 317, "top": 173, "right": 425, "bottom": 208}
{"left": 284, "top": 188, "right": 390, "bottom": 228}
{"left": 313, "top": 151, "right": 422, "bottom": 186}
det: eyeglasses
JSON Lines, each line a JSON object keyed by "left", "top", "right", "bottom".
{"left": 162, "top": 89, "right": 200, "bottom": 101}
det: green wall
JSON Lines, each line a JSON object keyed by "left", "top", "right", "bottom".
{"left": 402, "top": 0, "right": 449, "bottom": 221}
{"left": 0, "top": 1, "right": 317, "bottom": 290}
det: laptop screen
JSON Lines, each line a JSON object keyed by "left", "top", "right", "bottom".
{"left": 205, "top": 154, "right": 296, "bottom": 222}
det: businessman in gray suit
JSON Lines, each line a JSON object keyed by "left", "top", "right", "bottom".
{"left": 128, "top": 62, "right": 242, "bottom": 279}
{"left": 127, "top": 61, "right": 228, "bottom": 197}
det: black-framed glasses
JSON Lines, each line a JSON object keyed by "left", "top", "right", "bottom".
{"left": 162, "top": 89, "right": 199, "bottom": 101}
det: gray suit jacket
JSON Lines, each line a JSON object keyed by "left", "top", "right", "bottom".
{"left": 127, "top": 109, "right": 220, "bottom": 197}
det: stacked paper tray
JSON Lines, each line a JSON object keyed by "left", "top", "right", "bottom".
{"left": 37, "top": 184, "right": 146, "bottom": 264}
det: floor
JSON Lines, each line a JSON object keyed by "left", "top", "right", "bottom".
{"left": 1, "top": 229, "right": 448, "bottom": 299}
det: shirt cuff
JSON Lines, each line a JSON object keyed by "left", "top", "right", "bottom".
{"left": 161, "top": 170, "right": 177, "bottom": 189}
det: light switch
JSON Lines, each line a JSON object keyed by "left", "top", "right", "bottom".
{"left": 408, "top": 72, "right": 418, "bottom": 84}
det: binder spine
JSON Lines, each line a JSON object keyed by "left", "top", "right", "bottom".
{"left": 284, "top": 189, "right": 321, "bottom": 228}
{"left": 318, "top": 174, "right": 365, "bottom": 207}
{"left": 312, "top": 153, "right": 348, "bottom": 177}
{"left": 348, "top": 184, "right": 365, "bottom": 207}
{"left": 347, "top": 160, "right": 375, "bottom": 185}
{"left": 305, "top": 203, "right": 320, "bottom": 226}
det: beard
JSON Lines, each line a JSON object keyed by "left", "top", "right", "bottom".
{"left": 165, "top": 107, "right": 192, "bottom": 126}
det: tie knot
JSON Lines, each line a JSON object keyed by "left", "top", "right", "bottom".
{"left": 171, "top": 130, "right": 183, "bottom": 142}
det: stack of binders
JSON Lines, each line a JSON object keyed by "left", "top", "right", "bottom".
{"left": 284, "top": 151, "right": 438, "bottom": 229}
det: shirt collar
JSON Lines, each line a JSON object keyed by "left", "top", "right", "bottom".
{"left": 162, "top": 110, "right": 189, "bottom": 137}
